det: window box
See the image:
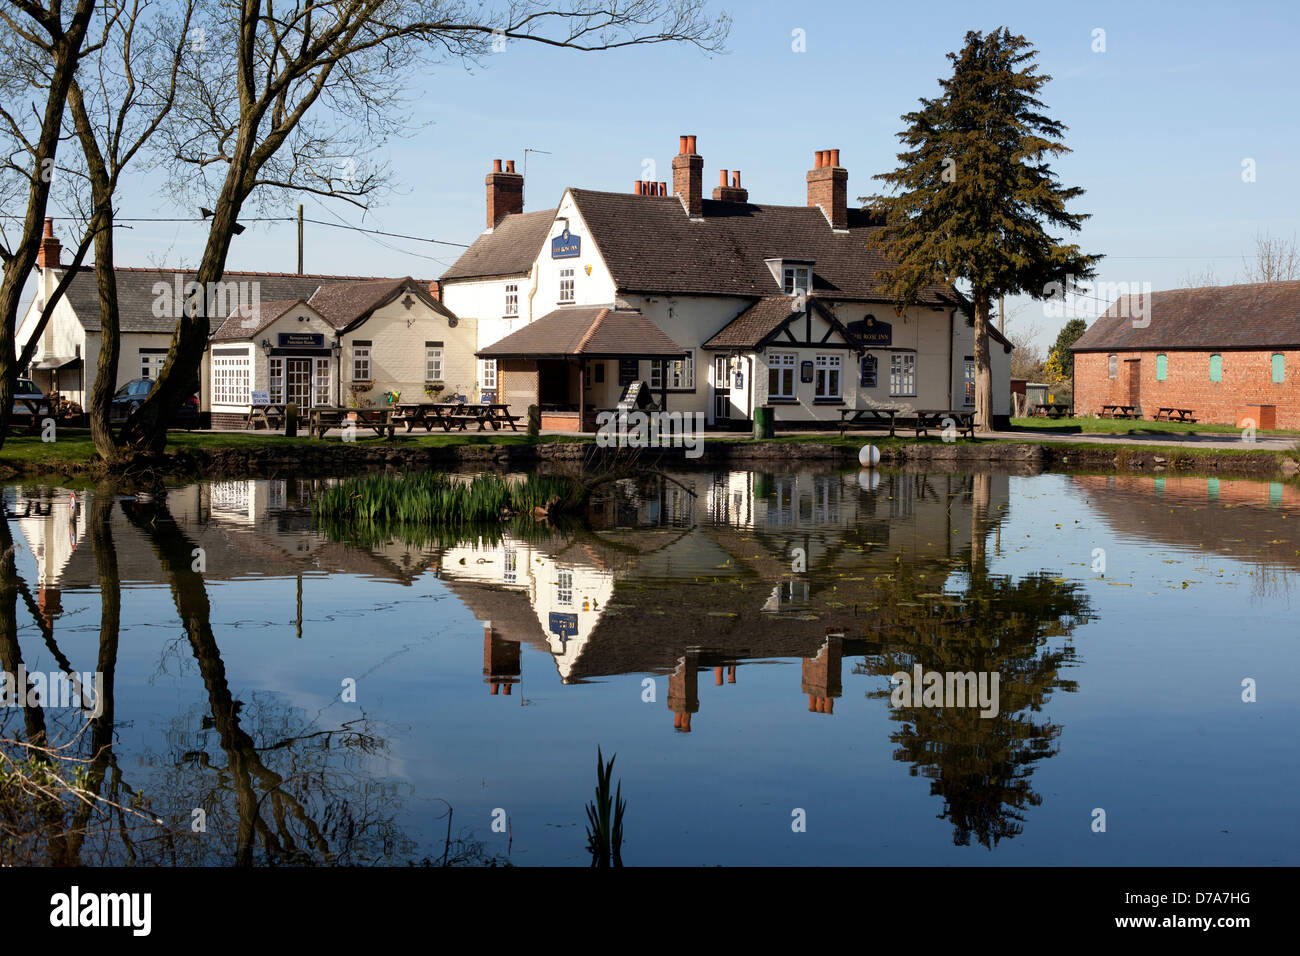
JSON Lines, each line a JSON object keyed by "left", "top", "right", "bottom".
{"left": 349, "top": 381, "right": 374, "bottom": 393}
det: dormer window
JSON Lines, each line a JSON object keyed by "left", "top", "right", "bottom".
{"left": 783, "top": 265, "right": 811, "bottom": 295}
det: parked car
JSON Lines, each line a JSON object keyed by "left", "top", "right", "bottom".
{"left": 11, "top": 378, "right": 51, "bottom": 429}
{"left": 109, "top": 378, "right": 200, "bottom": 428}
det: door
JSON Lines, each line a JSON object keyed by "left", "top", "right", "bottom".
{"left": 1126, "top": 358, "right": 1141, "bottom": 411}
{"left": 713, "top": 356, "right": 730, "bottom": 422}
{"left": 286, "top": 358, "right": 311, "bottom": 408}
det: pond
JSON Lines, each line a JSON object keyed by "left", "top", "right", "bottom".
{"left": 1, "top": 466, "right": 1296, "bottom": 866}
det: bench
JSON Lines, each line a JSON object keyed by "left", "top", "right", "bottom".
{"left": 1153, "top": 407, "right": 1197, "bottom": 423}
{"left": 838, "top": 407, "right": 902, "bottom": 437}
{"left": 914, "top": 409, "right": 975, "bottom": 438}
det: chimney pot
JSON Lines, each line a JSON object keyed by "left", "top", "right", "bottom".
{"left": 687, "top": 134, "right": 697, "bottom": 154}
{"left": 493, "top": 158, "right": 502, "bottom": 172}
{"left": 719, "top": 169, "right": 729, "bottom": 187}
{"left": 36, "top": 216, "right": 61, "bottom": 270}
{"left": 634, "top": 180, "right": 644, "bottom": 195}
{"left": 505, "top": 159, "right": 516, "bottom": 173}
{"left": 830, "top": 148, "right": 840, "bottom": 168}
{"left": 679, "top": 135, "right": 688, "bottom": 155}
{"left": 659, "top": 181, "right": 667, "bottom": 195}
{"left": 732, "top": 170, "right": 741, "bottom": 188}
{"left": 43, "top": 217, "right": 54, "bottom": 238}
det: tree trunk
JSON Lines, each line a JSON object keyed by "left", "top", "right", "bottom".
{"left": 973, "top": 289, "right": 994, "bottom": 432}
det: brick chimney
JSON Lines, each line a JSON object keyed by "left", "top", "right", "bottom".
{"left": 712, "top": 169, "right": 749, "bottom": 203}
{"left": 485, "top": 158, "right": 523, "bottom": 230}
{"left": 807, "top": 148, "right": 848, "bottom": 229}
{"left": 36, "top": 217, "right": 61, "bottom": 269}
{"left": 428, "top": 280, "right": 441, "bottom": 301}
{"left": 672, "top": 134, "right": 703, "bottom": 216}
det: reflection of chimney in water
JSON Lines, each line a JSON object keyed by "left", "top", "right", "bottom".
{"left": 668, "top": 650, "right": 700, "bottom": 732}
{"left": 801, "top": 634, "right": 843, "bottom": 716}
{"left": 483, "top": 624, "right": 521, "bottom": 696}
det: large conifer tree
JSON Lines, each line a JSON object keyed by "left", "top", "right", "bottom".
{"left": 867, "top": 28, "right": 1099, "bottom": 431}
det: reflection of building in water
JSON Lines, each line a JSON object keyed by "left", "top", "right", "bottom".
{"left": 8, "top": 489, "right": 86, "bottom": 625}
{"left": 441, "top": 534, "right": 616, "bottom": 682}
{"left": 801, "top": 634, "right": 842, "bottom": 715}
{"left": 483, "top": 625, "right": 521, "bottom": 696}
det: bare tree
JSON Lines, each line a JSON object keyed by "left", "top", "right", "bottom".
{"left": 59, "top": 0, "right": 196, "bottom": 464}
{"left": 1181, "top": 264, "right": 1222, "bottom": 289}
{"left": 107, "top": 0, "right": 730, "bottom": 458}
{"left": 1242, "top": 230, "right": 1300, "bottom": 284}
{"left": 0, "top": 0, "right": 98, "bottom": 448}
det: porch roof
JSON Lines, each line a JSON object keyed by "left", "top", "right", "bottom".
{"left": 478, "top": 306, "right": 685, "bottom": 360}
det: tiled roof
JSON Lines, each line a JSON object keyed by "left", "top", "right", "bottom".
{"left": 567, "top": 190, "right": 955, "bottom": 304}
{"left": 50, "top": 267, "right": 410, "bottom": 334}
{"left": 439, "top": 209, "right": 556, "bottom": 280}
{"left": 211, "top": 299, "right": 307, "bottom": 341}
{"left": 1072, "top": 281, "right": 1300, "bottom": 351}
{"left": 478, "top": 306, "right": 685, "bottom": 358}
{"left": 703, "top": 297, "right": 800, "bottom": 349}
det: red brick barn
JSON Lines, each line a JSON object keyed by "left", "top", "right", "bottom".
{"left": 1071, "top": 281, "right": 1300, "bottom": 429}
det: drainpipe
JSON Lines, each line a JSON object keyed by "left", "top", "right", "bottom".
{"left": 948, "top": 308, "right": 956, "bottom": 407}
{"left": 525, "top": 261, "right": 540, "bottom": 325}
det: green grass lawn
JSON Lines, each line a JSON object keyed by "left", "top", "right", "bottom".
{"left": 1008, "top": 416, "right": 1297, "bottom": 436}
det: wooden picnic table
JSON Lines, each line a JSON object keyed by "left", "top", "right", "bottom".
{"left": 394, "top": 402, "right": 521, "bottom": 432}
{"left": 839, "top": 406, "right": 902, "bottom": 437}
{"left": 914, "top": 409, "right": 975, "bottom": 438}
{"left": 1153, "top": 406, "right": 1197, "bottom": 423}
{"left": 1033, "top": 402, "right": 1073, "bottom": 419}
{"left": 1099, "top": 404, "right": 1139, "bottom": 419}
{"left": 243, "top": 403, "right": 287, "bottom": 430}
{"left": 308, "top": 406, "right": 394, "bottom": 439}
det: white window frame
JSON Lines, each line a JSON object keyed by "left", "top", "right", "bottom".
{"left": 814, "top": 353, "right": 842, "bottom": 400}
{"left": 650, "top": 351, "right": 695, "bottom": 391}
{"left": 268, "top": 356, "right": 284, "bottom": 403}
{"left": 557, "top": 567, "right": 574, "bottom": 606}
{"left": 352, "top": 344, "right": 371, "bottom": 382}
{"left": 504, "top": 283, "right": 519, "bottom": 317}
{"left": 782, "top": 265, "right": 811, "bottom": 295}
{"left": 212, "top": 349, "right": 251, "bottom": 406}
{"left": 425, "top": 346, "right": 443, "bottom": 382}
{"left": 890, "top": 353, "right": 916, "bottom": 397}
{"left": 313, "top": 357, "right": 331, "bottom": 406}
{"left": 140, "top": 352, "right": 167, "bottom": 380}
{"left": 768, "top": 351, "right": 796, "bottom": 400}
{"left": 963, "top": 357, "right": 976, "bottom": 407}
{"left": 480, "top": 358, "right": 497, "bottom": 390}
{"left": 559, "top": 268, "right": 575, "bottom": 303}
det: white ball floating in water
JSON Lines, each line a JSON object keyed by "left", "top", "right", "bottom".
{"left": 858, "top": 444, "right": 881, "bottom": 468}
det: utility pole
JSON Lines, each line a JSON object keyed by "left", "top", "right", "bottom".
{"left": 297, "top": 204, "right": 304, "bottom": 274}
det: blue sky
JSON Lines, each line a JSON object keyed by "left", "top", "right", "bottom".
{"left": 48, "top": 0, "right": 1300, "bottom": 347}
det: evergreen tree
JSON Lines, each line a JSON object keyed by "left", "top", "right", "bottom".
{"left": 1047, "top": 318, "right": 1088, "bottom": 382}
{"left": 866, "top": 28, "right": 1099, "bottom": 430}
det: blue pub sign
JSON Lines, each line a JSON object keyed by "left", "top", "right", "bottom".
{"left": 846, "top": 315, "right": 891, "bottom": 347}
{"left": 551, "top": 229, "right": 581, "bottom": 259}
{"left": 549, "top": 612, "right": 579, "bottom": 639}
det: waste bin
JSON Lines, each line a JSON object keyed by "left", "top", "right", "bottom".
{"left": 753, "top": 405, "right": 775, "bottom": 440}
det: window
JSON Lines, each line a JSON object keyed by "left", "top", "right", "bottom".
{"left": 269, "top": 357, "right": 284, "bottom": 403}
{"left": 557, "top": 568, "right": 573, "bottom": 606}
{"left": 352, "top": 342, "right": 371, "bottom": 382}
{"left": 650, "top": 351, "right": 695, "bottom": 390}
{"left": 425, "top": 345, "right": 443, "bottom": 382}
{"left": 782, "top": 265, "right": 811, "bottom": 295}
{"left": 814, "top": 354, "right": 841, "bottom": 400}
{"left": 1272, "top": 353, "right": 1285, "bottom": 383}
{"left": 769, "top": 352, "right": 796, "bottom": 399}
{"left": 1108, "top": 354, "right": 1118, "bottom": 379}
{"left": 890, "top": 353, "right": 916, "bottom": 397}
{"left": 963, "top": 357, "right": 975, "bottom": 406}
{"left": 504, "top": 284, "right": 518, "bottom": 316}
{"left": 480, "top": 358, "right": 497, "bottom": 389}
{"left": 860, "top": 354, "right": 877, "bottom": 388}
{"left": 559, "top": 268, "right": 575, "bottom": 303}
{"left": 1209, "top": 353, "right": 1222, "bottom": 382}
{"left": 503, "top": 548, "right": 517, "bottom": 584}
{"left": 140, "top": 351, "right": 167, "bottom": 380}
{"left": 1156, "top": 353, "right": 1167, "bottom": 381}
{"left": 212, "top": 349, "right": 251, "bottom": 405}
{"left": 313, "top": 357, "right": 330, "bottom": 406}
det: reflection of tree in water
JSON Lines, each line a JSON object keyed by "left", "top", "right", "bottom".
{"left": 861, "top": 474, "right": 1093, "bottom": 849}
{"left": 2, "top": 488, "right": 504, "bottom": 866}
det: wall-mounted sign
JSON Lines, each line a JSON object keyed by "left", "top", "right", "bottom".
{"left": 860, "top": 354, "right": 877, "bottom": 388}
{"left": 549, "top": 612, "right": 579, "bottom": 638}
{"left": 551, "top": 228, "right": 581, "bottom": 259}
{"left": 846, "top": 315, "right": 892, "bottom": 347}
{"left": 618, "top": 359, "right": 638, "bottom": 386}
{"left": 800, "top": 360, "right": 814, "bottom": 384}
{"left": 733, "top": 370, "right": 744, "bottom": 389}
{"left": 277, "top": 332, "right": 324, "bottom": 348}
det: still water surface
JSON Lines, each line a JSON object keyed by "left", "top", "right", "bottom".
{"left": 3, "top": 467, "right": 1296, "bottom": 865}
